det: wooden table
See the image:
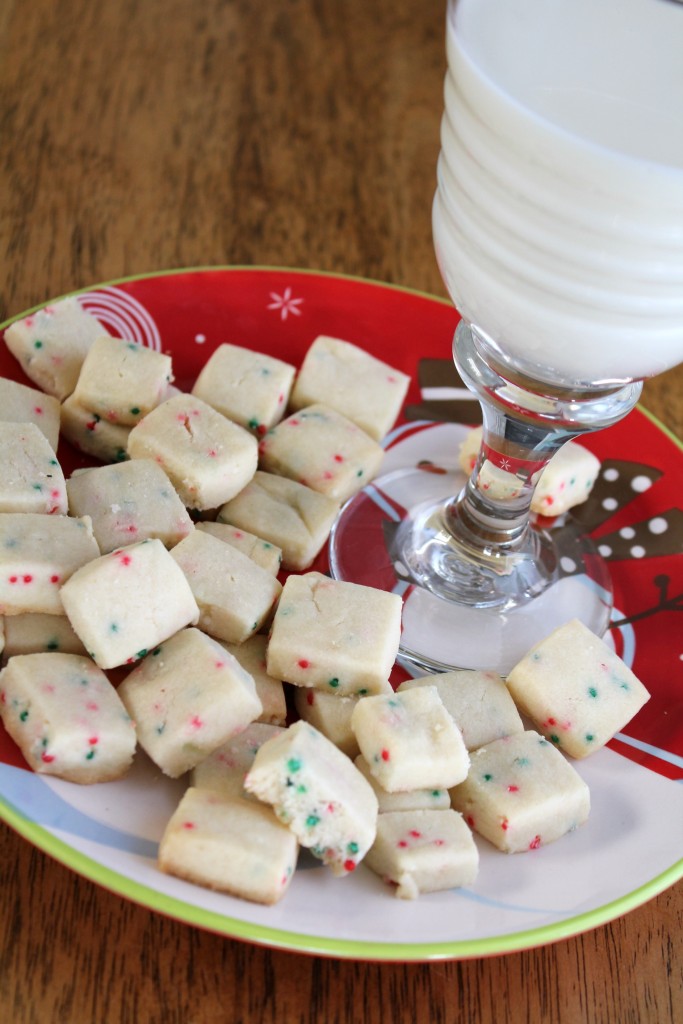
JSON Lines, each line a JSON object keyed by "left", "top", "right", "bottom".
{"left": 1, "top": 1, "right": 681, "bottom": 1020}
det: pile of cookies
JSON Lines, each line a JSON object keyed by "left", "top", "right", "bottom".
{"left": 0, "top": 297, "right": 650, "bottom": 906}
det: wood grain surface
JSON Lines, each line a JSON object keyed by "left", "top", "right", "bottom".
{"left": 1, "top": 1, "right": 681, "bottom": 1021}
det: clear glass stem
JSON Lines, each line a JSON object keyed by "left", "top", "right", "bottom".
{"left": 392, "top": 321, "right": 643, "bottom": 611}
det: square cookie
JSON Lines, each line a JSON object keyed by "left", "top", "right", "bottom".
{"left": 127, "top": 393, "right": 258, "bottom": 510}
{"left": 195, "top": 521, "right": 282, "bottom": 575}
{"left": 364, "top": 809, "right": 479, "bottom": 898}
{"left": 0, "top": 514, "right": 99, "bottom": 616}
{"left": 449, "top": 730, "right": 591, "bottom": 853}
{"left": 506, "top": 619, "right": 651, "bottom": 758}
{"left": 353, "top": 755, "right": 451, "bottom": 813}
{"left": 191, "top": 342, "right": 295, "bottom": 435}
{"left": 398, "top": 669, "right": 524, "bottom": 751}
{"left": 3, "top": 297, "right": 110, "bottom": 399}
{"left": 244, "top": 719, "right": 378, "bottom": 875}
{"left": 159, "top": 787, "right": 298, "bottom": 904}
{"left": 2, "top": 613, "right": 86, "bottom": 657}
{"left": 0, "top": 422, "right": 67, "bottom": 515}
{"left": 266, "top": 572, "right": 402, "bottom": 696}
{"left": 350, "top": 686, "right": 470, "bottom": 792}
{"left": 191, "top": 721, "right": 286, "bottom": 797}
{"left": 170, "top": 530, "right": 281, "bottom": 645}
{"left": 0, "top": 377, "right": 61, "bottom": 450}
{"left": 289, "top": 335, "right": 410, "bottom": 441}
{"left": 0, "top": 652, "right": 136, "bottom": 783}
{"left": 118, "top": 627, "right": 262, "bottom": 777}
{"left": 66, "top": 459, "right": 193, "bottom": 553}
{"left": 217, "top": 471, "right": 339, "bottom": 571}
{"left": 257, "top": 403, "right": 384, "bottom": 504}
{"left": 59, "top": 538, "right": 199, "bottom": 669}
{"left": 72, "top": 335, "right": 173, "bottom": 426}
{"left": 60, "top": 394, "right": 131, "bottom": 464}
{"left": 219, "top": 634, "right": 287, "bottom": 726}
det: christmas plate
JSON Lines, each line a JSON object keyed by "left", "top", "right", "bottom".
{"left": 0, "top": 267, "right": 681, "bottom": 961}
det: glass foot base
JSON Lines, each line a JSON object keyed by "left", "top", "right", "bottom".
{"left": 328, "top": 465, "right": 612, "bottom": 676}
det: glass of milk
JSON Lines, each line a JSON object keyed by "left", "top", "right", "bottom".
{"left": 333, "top": 0, "right": 683, "bottom": 674}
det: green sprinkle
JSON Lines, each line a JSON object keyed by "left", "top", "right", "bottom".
{"left": 152, "top": 647, "right": 162, "bottom": 656}
{"left": 357, "top": 688, "right": 368, "bottom": 696}
{"left": 46, "top": 640, "right": 59, "bottom": 652}
{"left": 287, "top": 757, "right": 301, "bottom": 773}
{"left": 130, "top": 406, "right": 140, "bottom": 416}
{"left": 109, "top": 623, "right": 119, "bottom": 633}
{"left": 306, "top": 814, "right": 320, "bottom": 828}
{"left": 32, "top": 483, "right": 43, "bottom": 491}
{"left": 328, "top": 677, "right": 340, "bottom": 689}
{"left": 248, "top": 418, "right": 260, "bottom": 430}
{"left": 296, "top": 784, "right": 307, "bottom": 794}
{"left": 34, "top": 339, "right": 43, "bottom": 349}
{"left": 588, "top": 687, "right": 598, "bottom": 698}
{"left": 483, "top": 773, "right": 493, "bottom": 782}
{"left": 585, "top": 734, "right": 595, "bottom": 743}
{"left": 347, "top": 841, "right": 359, "bottom": 854}
{"left": 549, "top": 734, "right": 560, "bottom": 745}
{"left": 19, "top": 710, "right": 29, "bottom": 722}
{"left": 356, "top": 469, "right": 364, "bottom": 477}
{"left": 85, "top": 749, "right": 96, "bottom": 760}
{"left": 136, "top": 649, "right": 148, "bottom": 659}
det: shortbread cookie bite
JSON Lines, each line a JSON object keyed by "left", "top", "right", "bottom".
{"left": 289, "top": 336, "right": 410, "bottom": 441}
{"left": 353, "top": 755, "right": 451, "bottom": 812}
{"left": 159, "top": 787, "right": 298, "bottom": 904}
{"left": 257, "top": 403, "right": 384, "bottom": 504}
{"left": 505, "top": 619, "right": 651, "bottom": 759}
{"left": 532, "top": 441, "right": 601, "bottom": 517}
{"left": 351, "top": 687, "right": 470, "bottom": 792}
{"left": 0, "top": 514, "right": 99, "bottom": 616}
{"left": 450, "top": 731, "right": 591, "bottom": 853}
{"left": 195, "top": 521, "right": 282, "bottom": 575}
{"left": 217, "top": 471, "right": 339, "bottom": 571}
{"left": 60, "top": 394, "right": 131, "bottom": 463}
{"left": 244, "top": 719, "right": 378, "bottom": 875}
{"left": 191, "top": 343, "right": 295, "bottom": 436}
{"left": 266, "top": 572, "right": 402, "bottom": 697}
{"left": 3, "top": 297, "right": 110, "bottom": 399}
{"left": 0, "top": 652, "right": 136, "bottom": 783}
{"left": 66, "top": 460, "right": 193, "bottom": 553}
{"left": 191, "top": 722, "right": 286, "bottom": 797}
{"left": 2, "top": 613, "right": 86, "bottom": 658}
{"left": 127, "top": 393, "right": 258, "bottom": 510}
{"left": 170, "top": 530, "right": 281, "bottom": 645}
{"left": 118, "top": 627, "right": 262, "bottom": 777}
{"left": 219, "top": 635, "right": 287, "bottom": 725}
{"left": 0, "top": 377, "right": 61, "bottom": 450}
{"left": 72, "top": 335, "right": 173, "bottom": 426}
{"left": 59, "top": 538, "right": 199, "bottom": 669}
{"left": 398, "top": 670, "right": 524, "bottom": 751}
{"left": 293, "top": 688, "right": 364, "bottom": 759}
{"left": 364, "top": 809, "right": 479, "bottom": 899}
{"left": 1, "top": 422, "right": 67, "bottom": 515}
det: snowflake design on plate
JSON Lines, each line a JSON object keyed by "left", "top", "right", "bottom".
{"left": 267, "top": 286, "right": 304, "bottom": 321}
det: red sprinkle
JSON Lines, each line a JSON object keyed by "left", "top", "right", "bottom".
{"left": 41, "top": 752, "right": 55, "bottom": 764}
{"left": 529, "top": 835, "right": 542, "bottom": 850}
{"left": 343, "top": 860, "right": 356, "bottom": 872}
{"left": 306, "top": 691, "right": 315, "bottom": 706}
{"left": 50, "top": 575, "right": 60, "bottom": 583}
{"left": 380, "top": 748, "right": 390, "bottom": 762}
{"left": 507, "top": 785, "right": 519, "bottom": 793}
{"left": 182, "top": 821, "right": 196, "bottom": 830}
{"left": 297, "top": 659, "right": 311, "bottom": 669}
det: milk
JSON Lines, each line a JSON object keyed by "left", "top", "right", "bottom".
{"left": 433, "top": 0, "right": 683, "bottom": 387}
